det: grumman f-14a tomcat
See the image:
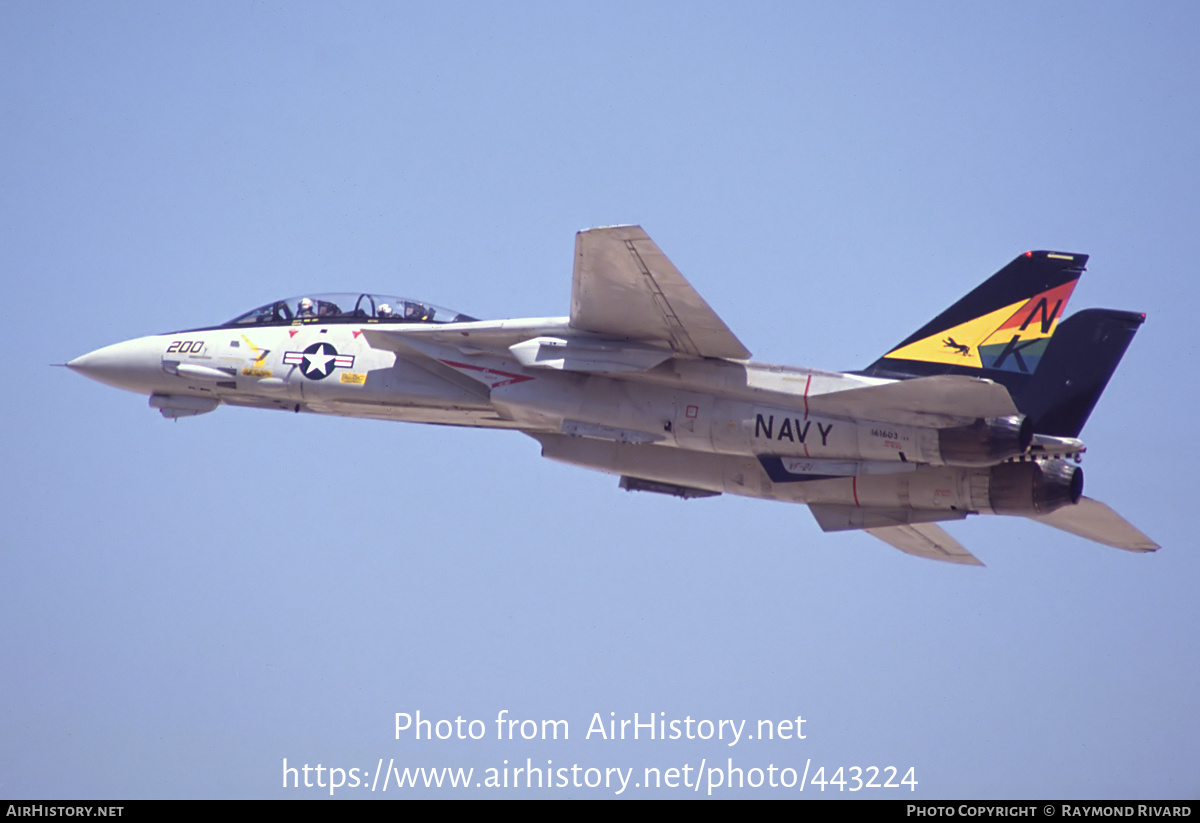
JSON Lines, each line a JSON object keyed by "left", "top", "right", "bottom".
{"left": 68, "top": 225, "right": 1157, "bottom": 565}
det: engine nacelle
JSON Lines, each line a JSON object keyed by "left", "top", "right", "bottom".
{"left": 938, "top": 415, "right": 1033, "bottom": 466}
{"left": 988, "top": 459, "right": 1082, "bottom": 515}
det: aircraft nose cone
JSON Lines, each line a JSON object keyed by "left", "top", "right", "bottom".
{"left": 66, "top": 349, "right": 113, "bottom": 377}
{"left": 68, "top": 337, "right": 167, "bottom": 393}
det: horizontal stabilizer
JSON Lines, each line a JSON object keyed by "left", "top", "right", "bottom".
{"left": 809, "top": 505, "right": 980, "bottom": 564}
{"left": 865, "top": 524, "right": 984, "bottom": 566}
{"left": 807, "top": 375, "right": 1018, "bottom": 425}
{"left": 572, "top": 226, "right": 751, "bottom": 359}
{"left": 1030, "top": 496, "right": 1159, "bottom": 551}
{"left": 810, "top": 503, "right": 967, "bottom": 532}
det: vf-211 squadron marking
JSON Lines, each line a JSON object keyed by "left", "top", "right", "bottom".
{"left": 67, "top": 227, "right": 1157, "bottom": 565}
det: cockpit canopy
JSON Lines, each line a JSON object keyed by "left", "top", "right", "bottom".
{"left": 222, "top": 293, "right": 478, "bottom": 327}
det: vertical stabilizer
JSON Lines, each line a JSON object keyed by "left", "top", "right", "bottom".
{"left": 1004, "top": 308, "right": 1144, "bottom": 437}
{"left": 863, "top": 252, "right": 1144, "bottom": 436}
{"left": 865, "top": 251, "right": 1086, "bottom": 377}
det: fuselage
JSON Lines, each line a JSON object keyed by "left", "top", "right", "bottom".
{"left": 64, "top": 225, "right": 1156, "bottom": 565}
{"left": 67, "top": 300, "right": 1072, "bottom": 522}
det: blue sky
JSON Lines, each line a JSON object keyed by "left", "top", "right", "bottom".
{"left": 3, "top": 2, "right": 1197, "bottom": 798}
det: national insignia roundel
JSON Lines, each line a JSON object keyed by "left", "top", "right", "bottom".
{"left": 283, "top": 342, "right": 355, "bottom": 380}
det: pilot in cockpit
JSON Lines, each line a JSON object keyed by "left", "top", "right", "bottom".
{"left": 297, "top": 297, "right": 316, "bottom": 318}
{"left": 404, "top": 302, "right": 432, "bottom": 322}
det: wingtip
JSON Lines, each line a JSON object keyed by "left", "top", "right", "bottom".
{"left": 577, "top": 223, "right": 641, "bottom": 235}
{"left": 1030, "top": 497, "right": 1160, "bottom": 554}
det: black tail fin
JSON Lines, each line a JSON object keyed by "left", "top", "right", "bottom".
{"left": 862, "top": 252, "right": 1144, "bottom": 436}
{"left": 1006, "top": 308, "right": 1144, "bottom": 437}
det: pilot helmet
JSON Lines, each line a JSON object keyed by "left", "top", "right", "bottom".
{"left": 298, "top": 297, "right": 314, "bottom": 314}
{"left": 378, "top": 303, "right": 393, "bottom": 317}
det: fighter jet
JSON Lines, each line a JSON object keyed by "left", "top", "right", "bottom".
{"left": 68, "top": 225, "right": 1157, "bottom": 565}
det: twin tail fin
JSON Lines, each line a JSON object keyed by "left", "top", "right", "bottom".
{"left": 862, "top": 251, "right": 1144, "bottom": 437}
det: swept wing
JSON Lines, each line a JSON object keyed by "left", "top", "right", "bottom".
{"left": 570, "top": 225, "right": 751, "bottom": 359}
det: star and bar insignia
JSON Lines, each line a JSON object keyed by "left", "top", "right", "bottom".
{"left": 283, "top": 342, "right": 355, "bottom": 380}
